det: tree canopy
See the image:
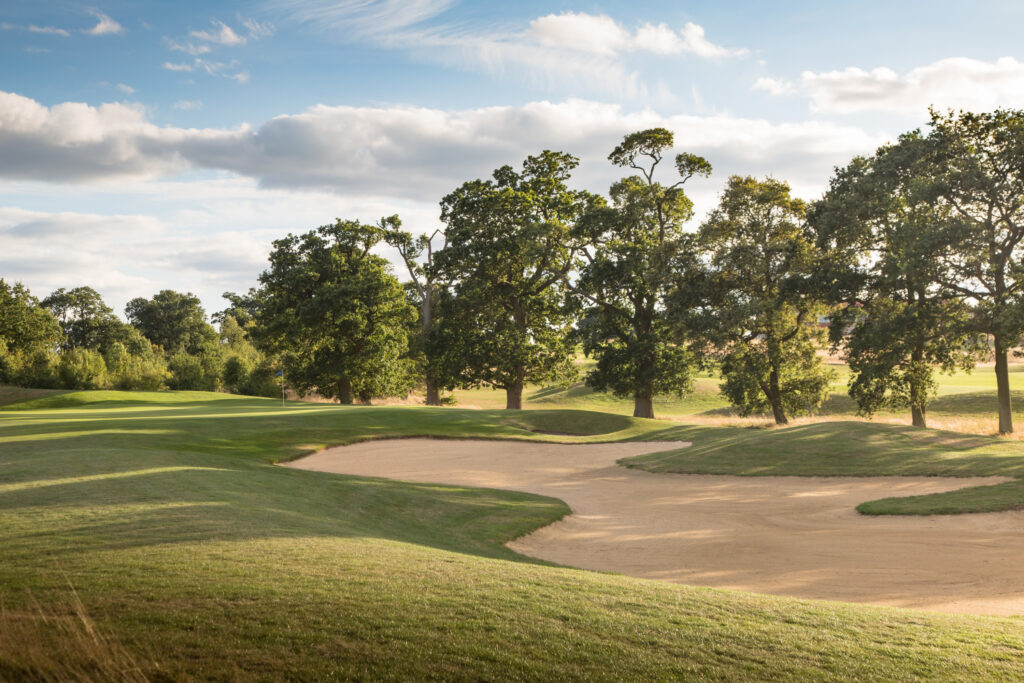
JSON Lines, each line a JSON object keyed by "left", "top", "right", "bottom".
{"left": 435, "top": 151, "right": 592, "bottom": 409}
{"left": 810, "top": 134, "right": 980, "bottom": 427}
{"left": 690, "top": 175, "right": 833, "bottom": 425}
{"left": 252, "top": 219, "right": 414, "bottom": 404}
{"left": 923, "top": 108, "right": 1024, "bottom": 434}
{"left": 573, "top": 128, "right": 710, "bottom": 418}
{"left": 126, "top": 290, "right": 218, "bottom": 355}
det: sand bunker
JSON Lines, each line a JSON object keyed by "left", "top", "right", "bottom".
{"left": 286, "top": 439, "right": 1024, "bottom": 616}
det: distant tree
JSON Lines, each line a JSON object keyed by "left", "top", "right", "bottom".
{"left": 126, "top": 290, "right": 218, "bottom": 355}
{"left": 435, "top": 151, "right": 592, "bottom": 409}
{"left": 42, "top": 286, "right": 117, "bottom": 351}
{"left": 0, "top": 280, "right": 62, "bottom": 386}
{"left": 692, "top": 175, "right": 833, "bottom": 425}
{"left": 573, "top": 128, "right": 711, "bottom": 418}
{"left": 252, "top": 219, "right": 414, "bottom": 404}
{"left": 810, "top": 134, "right": 981, "bottom": 428}
{"left": 921, "top": 108, "right": 1024, "bottom": 434}
{"left": 380, "top": 215, "right": 451, "bottom": 406}
{"left": 0, "top": 280, "right": 62, "bottom": 356}
{"left": 213, "top": 291, "right": 259, "bottom": 328}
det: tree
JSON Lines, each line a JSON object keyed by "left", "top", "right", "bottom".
{"left": 435, "top": 151, "right": 591, "bottom": 409}
{"left": 0, "top": 280, "right": 62, "bottom": 385}
{"left": 42, "top": 286, "right": 119, "bottom": 351}
{"left": 380, "top": 215, "right": 450, "bottom": 406}
{"left": 0, "top": 280, "right": 61, "bottom": 355}
{"left": 573, "top": 128, "right": 711, "bottom": 418}
{"left": 924, "top": 108, "right": 1024, "bottom": 434}
{"left": 125, "top": 290, "right": 218, "bottom": 355}
{"left": 252, "top": 219, "right": 414, "bottom": 404}
{"left": 692, "top": 175, "right": 833, "bottom": 425}
{"left": 810, "top": 135, "right": 980, "bottom": 428}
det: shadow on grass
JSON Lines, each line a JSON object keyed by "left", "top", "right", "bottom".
{"left": 0, "top": 457, "right": 570, "bottom": 564}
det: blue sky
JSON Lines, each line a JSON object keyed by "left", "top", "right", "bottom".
{"left": 3, "top": 0, "right": 1024, "bottom": 315}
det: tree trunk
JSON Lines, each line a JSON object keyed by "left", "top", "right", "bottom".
{"left": 506, "top": 380, "right": 523, "bottom": 410}
{"left": 994, "top": 335, "right": 1014, "bottom": 435}
{"left": 909, "top": 345, "right": 927, "bottom": 428}
{"left": 337, "top": 377, "right": 354, "bottom": 405}
{"left": 768, "top": 367, "right": 788, "bottom": 425}
{"left": 910, "top": 404, "right": 927, "bottom": 428}
{"left": 633, "top": 395, "right": 654, "bottom": 419}
{"left": 422, "top": 291, "right": 442, "bottom": 406}
{"left": 424, "top": 374, "right": 442, "bottom": 406}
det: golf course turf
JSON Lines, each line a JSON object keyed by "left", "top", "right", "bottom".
{"left": 3, "top": 390, "right": 1024, "bottom": 680}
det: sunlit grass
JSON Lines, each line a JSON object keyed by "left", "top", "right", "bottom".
{"left": 4, "top": 390, "right": 1024, "bottom": 678}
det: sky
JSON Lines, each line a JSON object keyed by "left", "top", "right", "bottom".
{"left": 3, "top": 0, "right": 1024, "bottom": 316}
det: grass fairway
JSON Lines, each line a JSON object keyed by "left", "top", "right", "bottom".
{"left": 621, "top": 421, "right": 1024, "bottom": 514}
{"left": 4, "top": 391, "right": 1024, "bottom": 679}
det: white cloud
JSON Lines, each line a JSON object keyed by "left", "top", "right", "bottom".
{"left": 0, "top": 90, "right": 884, "bottom": 209}
{"left": 270, "top": 3, "right": 745, "bottom": 98}
{"left": 84, "top": 10, "right": 123, "bottom": 36}
{"left": 758, "top": 57, "right": 1024, "bottom": 115}
{"left": 525, "top": 14, "right": 744, "bottom": 59}
{"left": 167, "top": 39, "right": 211, "bottom": 55}
{"left": 1, "top": 22, "right": 71, "bottom": 37}
{"left": 115, "top": 83, "right": 135, "bottom": 94}
{"left": 0, "top": 180, "right": 443, "bottom": 314}
{"left": 752, "top": 76, "right": 795, "bottom": 96}
{"left": 241, "top": 18, "right": 275, "bottom": 40}
{"left": 162, "top": 61, "right": 193, "bottom": 72}
{"left": 190, "top": 21, "right": 245, "bottom": 46}
{"left": 173, "top": 100, "right": 203, "bottom": 110}
{"left": 270, "top": 0, "right": 455, "bottom": 36}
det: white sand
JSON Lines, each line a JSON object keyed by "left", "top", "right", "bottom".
{"left": 286, "top": 438, "right": 1024, "bottom": 615}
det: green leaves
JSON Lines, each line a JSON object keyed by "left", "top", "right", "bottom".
{"left": 576, "top": 129, "right": 710, "bottom": 417}
{"left": 434, "top": 151, "right": 589, "bottom": 406}
{"left": 254, "top": 219, "right": 415, "bottom": 403}
{"left": 694, "top": 175, "right": 832, "bottom": 424}
{"left": 809, "top": 129, "right": 985, "bottom": 427}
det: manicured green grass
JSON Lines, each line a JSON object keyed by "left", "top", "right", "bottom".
{"left": 4, "top": 390, "right": 1024, "bottom": 679}
{"left": 621, "top": 420, "right": 1024, "bottom": 514}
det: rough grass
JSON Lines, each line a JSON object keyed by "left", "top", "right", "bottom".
{"left": 4, "top": 390, "right": 1024, "bottom": 679}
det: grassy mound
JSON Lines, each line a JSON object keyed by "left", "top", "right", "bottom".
{"left": 4, "top": 392, "right": 1024, "bottom": 679}
{"left": 620, "top": 420, "right": 1024, "bottom": 514}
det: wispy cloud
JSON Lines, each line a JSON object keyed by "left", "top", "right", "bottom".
{"left": 83, "top": 10, "right": 123, "bottom": 36}
{"left": 1, "top": 22, "right": 71, "bottom": 37}
{"left": 268, "top": 2, "right": 746, "bottom": 98}
{"left": 163, "top": 17, "right": 271, "bottom": 82}
{"left": 755, "top": 57, "right": 1024, "bottom": 115}
{"left": 173, "top": 100, "right": 204, "bottom": 110}
{"left": 189, "top": 20, "right": 246, "bottom": 46}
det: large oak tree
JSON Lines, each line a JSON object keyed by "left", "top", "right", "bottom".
{"left": 810, "top": 134, "right": 980, "bottom": 428}
{"left": 253, "top": 219, "right": 414, "bottom": 404}
{"left": 573, "top": 128, "right": 710, "bottom": 419}
{"left": 691, "top": 175, "right": 833, "bottom": 425}
{"left": 435, "top": 151, "right": 591, "bottom": 409}
{"left": 924, "top": 108, "right": 1024, "bottom": 434}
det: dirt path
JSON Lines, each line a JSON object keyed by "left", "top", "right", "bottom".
{"left": 285, "top": 439, "right": 1024, "bottom": 615}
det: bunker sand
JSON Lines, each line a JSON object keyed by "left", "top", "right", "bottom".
{"left": 286, "top": 439, "right": 1024, "bottom": 616}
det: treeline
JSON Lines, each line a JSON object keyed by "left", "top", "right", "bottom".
{"left": 3, "top": 109, "right": 1023, "bottom": 433}
{"left": 0, "top": 286, "right": 279, "bottom": 398}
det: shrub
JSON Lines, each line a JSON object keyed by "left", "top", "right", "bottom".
{"left": 57, "top": 349, "right": 107, "bottom": 390}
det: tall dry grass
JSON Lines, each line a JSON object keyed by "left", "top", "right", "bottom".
{"left": 0, "top": 581, "right": 150, "bottom": 682}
